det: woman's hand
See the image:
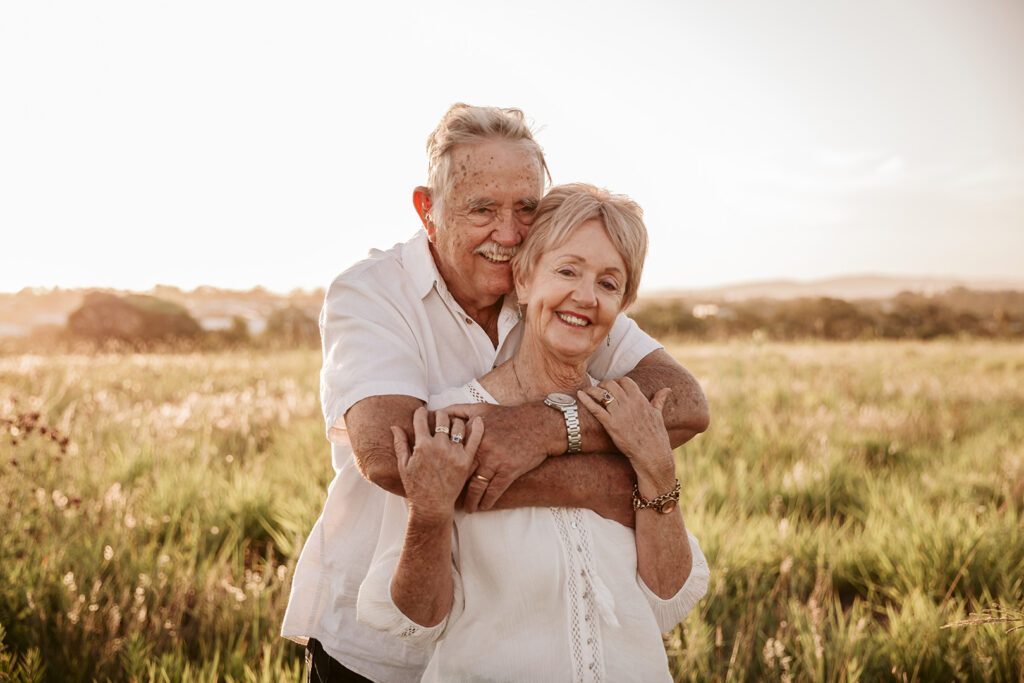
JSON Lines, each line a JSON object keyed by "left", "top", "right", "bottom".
{"left": 577, "top": 379, "right": 676, "bottom": 486}
{"left": 391, "top": 408, "right": 483, "bottom": 524}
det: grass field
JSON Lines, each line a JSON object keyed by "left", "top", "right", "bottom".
{"left": 1, "top": 341, "right": 1022, "bottom": 681}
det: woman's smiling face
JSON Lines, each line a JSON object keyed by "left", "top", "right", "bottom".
{"left": 517, "top": 219, "right": 627, "bottom": 362}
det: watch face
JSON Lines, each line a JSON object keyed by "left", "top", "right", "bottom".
{"left": 657, "top": 499, "right": 677, "bottom": 514}
{"left": 545, "top": 392, "right": 575, "bottom": 407}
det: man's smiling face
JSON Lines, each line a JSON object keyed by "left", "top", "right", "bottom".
{"left": 429, "top": 138, "right": 543, "bottom": 316}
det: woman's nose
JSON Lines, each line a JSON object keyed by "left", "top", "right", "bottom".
{"left": 572, "top": 279, "right": 598, "bottom": 306}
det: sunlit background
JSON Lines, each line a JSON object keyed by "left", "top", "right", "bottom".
{"left": 2, "top": 0, "right": 1022, "bottom": 295}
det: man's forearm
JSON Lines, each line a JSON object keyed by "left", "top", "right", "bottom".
{"left": 498, "top": 350, "right": 709, "bottom": 458}
{"left": 346, "top": 394, "right": 426, "bottom": 496}
{"left": 625, "top": 349, "right": 709, "bottom": 448}
{"left": 491, "top": 452, "right": 636, "bottom": 527}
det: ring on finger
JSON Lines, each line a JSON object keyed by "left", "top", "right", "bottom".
{"left": 474, "top": 473, "right": 491, "bottom": 484}
{"left": 600, "top": 390, "right": 615, "bottom": 407}
{"left": 435, "top": 426, "right": 450, "bottom": 435}
{"left": 451, "top": 432, "right": 464, "bottom": 444}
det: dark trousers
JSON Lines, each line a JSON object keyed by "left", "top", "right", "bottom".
{"left": 305, "top": 638, "right": 374, "bottom": 683}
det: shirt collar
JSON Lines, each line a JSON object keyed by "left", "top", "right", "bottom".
{"left": 402, "top": 229, "right": 443, "bottom": 300}
{"left": 403, "top": 228, "right": 522, "bottom": 343}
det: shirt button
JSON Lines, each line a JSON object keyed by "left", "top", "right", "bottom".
{"left": 576, "top": 545, "right": 582, "bottom": 552}
{"left": 465, "top": 317, "right": 472, "bottom": 324}
{"left": 587, "top": 638, "right": 594, "bottom": 645}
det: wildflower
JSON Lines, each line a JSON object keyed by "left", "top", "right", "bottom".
{"left": 220, "top": 579, "right": 246, "bottom": 603}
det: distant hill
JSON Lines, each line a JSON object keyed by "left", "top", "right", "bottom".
{"left": 641, "top": 274, "right": 1024, "bottom": 303}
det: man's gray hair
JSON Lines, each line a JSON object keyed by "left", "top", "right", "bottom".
{"left": 425, "top": 103, "right": 550, "bottom": 221}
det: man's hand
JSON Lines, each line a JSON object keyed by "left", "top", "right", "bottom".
{"left": 447, "top": 402, "right": 556, "bottom": 513}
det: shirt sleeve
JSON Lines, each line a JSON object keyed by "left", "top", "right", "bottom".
{"left": 637, "top": 530, "right": 710, "bottom": 632}
{"left": 356, "top": 494, "right": 464, "bottom": 648}
{"left": 320, "top": 270, "right": 430, "bottom": 431}
{"left": 586, "top": 313, "right": 661, "bottom": 381}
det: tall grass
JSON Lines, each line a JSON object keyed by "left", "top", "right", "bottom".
{"left": 1, "top": 341, "right": 1022, "bottom": 680}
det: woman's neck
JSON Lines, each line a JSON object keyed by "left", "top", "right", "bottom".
{"left": 507, "top": 339, "right": 590, "bottom": 402}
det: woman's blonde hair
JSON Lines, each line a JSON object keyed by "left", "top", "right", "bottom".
{"left": 513, "top": 183, "right": 648, "bottom": 308}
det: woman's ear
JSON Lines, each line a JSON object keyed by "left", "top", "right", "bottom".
{"left": 513, "top": 268, "right": 529, "bottom": 305}
{"left": 412, "top": 187, "right": 434, "bottom": 237}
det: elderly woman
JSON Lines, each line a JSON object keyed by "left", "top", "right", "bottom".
{"left": 357, "top": 183, "right": 709, "bottom": 681}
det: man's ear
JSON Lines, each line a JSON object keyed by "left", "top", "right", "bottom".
{"left": 412, "top": 187, "right": 434, "bottom": 237}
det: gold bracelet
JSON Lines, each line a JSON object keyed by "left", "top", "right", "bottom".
{"left": 632, "top": 478, "right": 681, "bottom": 514}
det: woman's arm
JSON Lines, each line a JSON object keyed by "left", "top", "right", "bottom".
{"left": 386, "top": 409, "right": 480, "bottom": 626}
{"left": 577, "top": 380, "right": 698, "bottom": 598}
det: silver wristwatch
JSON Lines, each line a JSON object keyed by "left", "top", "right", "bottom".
{"left": 544, "top": 392, "right": 582, "bottom": 454}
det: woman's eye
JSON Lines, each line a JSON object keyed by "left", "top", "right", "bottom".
{"left": 557, "top": 268, "right": 574, "bottom": 277}
{"left": 601, "top": 280, "right": 620, "bottom": 292}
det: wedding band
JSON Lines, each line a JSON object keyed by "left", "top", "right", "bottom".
{"left": 451, "top": 433, "right": 464, "bottom": 444}
{"left": 474, "top": 474, "right": 491, "bottom": 484}
{"left": 601, "top": 391, "right": 615, "bottom": 407}
{"left": 435, "top": 426, "right": 450, "bottom": 435}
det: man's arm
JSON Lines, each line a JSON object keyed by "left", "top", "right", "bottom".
{"left": 346, "top": 395, "right": 424, "bottom": 497}
{"left": 345, "top": 394, "right": 637, "bottom": 525}
{"left": 347, "top": 349, "right": 708, "bottom": 519}
{"left": 457, "top": 348, "right": 709, "bottom": 511}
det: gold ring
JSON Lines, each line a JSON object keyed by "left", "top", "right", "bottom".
{"left": 451, "top": 433, "right": 464, "bottom": 444}
{"left": 474, "top": 474, "right": 491, "bottom": 484}
{"left": 435, "top": 426, "right": 450, "bottom": 435}
{"left": 601, "top": 391, "right": 615, "bottom": 407}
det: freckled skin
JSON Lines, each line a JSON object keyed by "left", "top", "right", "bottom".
{"left": 429, "top": 140, "right": 544, "bottom": 329}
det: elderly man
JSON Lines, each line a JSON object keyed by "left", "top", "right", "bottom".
{"left": 282, "top": 103, "right": 709, "bottom": 682}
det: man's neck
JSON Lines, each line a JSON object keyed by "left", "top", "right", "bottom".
{"left": 464, "top": 299, "right": 503, "bottom": 348}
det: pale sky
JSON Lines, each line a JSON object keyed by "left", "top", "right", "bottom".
{"left": 2, "top": 0, "right": 1022, "bottom": 294}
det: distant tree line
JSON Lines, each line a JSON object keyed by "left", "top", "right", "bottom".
{"left": 14, "top": 292, "right": 322, "bottom": 352}
{"left": 631, "top": 288, "right": 1024, "bottom": 341}
{"left": 5, "top": 287, "right": 1023, "bottom": 353}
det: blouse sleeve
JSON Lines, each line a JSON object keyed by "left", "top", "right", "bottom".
{"left": 586, "top": 312, "right": 662, "bottom": 381}
{"left": 637, "top": 530, "right": 710, "bottom": 632}
{"left": 356, "top": 493, "right": 464, "bottom": 648}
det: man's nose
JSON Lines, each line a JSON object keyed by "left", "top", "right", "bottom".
{"left": 491, "top": 209, "right": 525, "bottom": 246}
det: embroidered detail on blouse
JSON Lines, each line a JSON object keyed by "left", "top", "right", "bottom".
{"left": 466, "top": 381, "right": 489, "bottom": 404}
{"left": 551, "top": 507, "right": 605, "bottom": 683}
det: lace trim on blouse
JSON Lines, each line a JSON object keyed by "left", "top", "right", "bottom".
{"left": 551, "top": 507, "right": 606, "bottom": 683}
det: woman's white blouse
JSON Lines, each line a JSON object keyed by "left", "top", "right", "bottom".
{"left": 357, "top": 381, "right": 710, "bottom": 682}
